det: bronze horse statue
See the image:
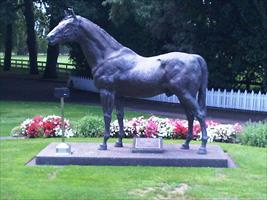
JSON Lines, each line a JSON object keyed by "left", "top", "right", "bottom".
{"left": 47, "top": 9, "right": 209, "bottom": 154}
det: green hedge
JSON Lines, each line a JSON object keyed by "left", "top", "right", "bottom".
{"left": 239, "top": 121, "right": 267, "bottom": 148}
{"left": 74, "top": 115, "right": 104, "bottom": 137}
{"left": 10, "top": 126, "right": 23, "bottom": 137}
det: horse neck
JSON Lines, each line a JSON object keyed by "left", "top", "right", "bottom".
{"left": 77, "top": 19, "right": 123, "bottom": 68}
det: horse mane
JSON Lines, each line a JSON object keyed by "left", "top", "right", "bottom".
{"left": 77, "top": 16, "right": 123, "bottom": 50}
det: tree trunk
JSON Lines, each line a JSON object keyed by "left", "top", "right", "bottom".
{"left": 3, "top": 23, "right": 12, "bottom": 71}
{"left": 23, "top": 0, "right": 38, "bottom": 74}
{"left": 43, "top": 45, "right": 59, "bottom": 78}
{"left": 43, "top": 15, "right": 59, "bottom": 79}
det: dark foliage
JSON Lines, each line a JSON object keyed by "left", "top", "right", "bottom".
{"left": 1, "top": 0, "right": 266, "bottom": 91}
{"left": 23, "top": 0, "right": 38, "bottom": 74}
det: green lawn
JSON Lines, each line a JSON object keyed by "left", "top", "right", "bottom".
{"left": 9, "top": 54, "right": 72, "bottom": 64}
{"left": 0, "top": 138, "right": 266, "bottom": 200}
{"left": 0, "top": 54, "right": 74, "bottom": 72}
{"left": 0, "top": 100, "right": 266, "bottom": 199}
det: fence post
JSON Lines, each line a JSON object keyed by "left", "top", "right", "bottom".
{"left": 243, "top": 90, "right": 247, "bottom": 109}
{"left": 211, "top": 88, "right": 214, "bottom": 106}
{"left": 230, "top": 89, "right": 234, "bottom": 109}
{"left": 223, "top": 89, "right": 227, "bottom": 108}
{"left": 255, "top": 92, "right": 259, "bottom": 111}
{"left": 250, "top": 90, "right": 254, "bottom": 111}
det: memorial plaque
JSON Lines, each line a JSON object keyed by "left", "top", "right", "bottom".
{"left": 132, "top": 138, "right": 164, "bottom": 153}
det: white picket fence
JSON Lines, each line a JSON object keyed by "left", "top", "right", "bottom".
{"left": 68, "top": 75, "right": 267, "bottom": 112}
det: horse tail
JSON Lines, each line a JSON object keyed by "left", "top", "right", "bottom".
{"left": 197, "top": 56, "right": 208, "bottom": 116}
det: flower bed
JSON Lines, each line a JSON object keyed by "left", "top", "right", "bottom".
{"left": 110, "top": 116, "right": 242, "bottom": 143}
{"left": 16, "top": 115, "right": 74, "bottom": 138}
{"left": 13, "top": 115, "right": 242, "bottom": 143}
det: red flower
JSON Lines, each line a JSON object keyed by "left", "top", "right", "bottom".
{"left": 173, "top": 120, "right": 188, "bottom": 138}
{"left": 27, "top": 121, "right": 43, "bottom": 138}
{"left": 144, "top": 120, "right": 158, "bottom": 138}
{"left": 43, "top": 121, "right": 55, "bottom": 137}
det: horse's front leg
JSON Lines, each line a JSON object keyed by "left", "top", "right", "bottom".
{"left": 114, "top": 96, "right": 125, "bottom": 147}
{"left": 98, "top": 89, "right": 115, "bottom": 150}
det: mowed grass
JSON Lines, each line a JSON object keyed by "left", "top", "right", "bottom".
{"left": 0, "top": 101, "right": 147, "bottom": 137}
{"left": 10, "top": 54, "right": 72, "bottom": 64}
{"left": 0, "top": 54, "right": 74, "bottom": 71}
{"left": 0, "top": 138, "right": 266, "bottom": 200}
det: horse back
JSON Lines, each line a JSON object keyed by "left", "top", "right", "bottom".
{"left": 93, "top": 50, "right": 206, "bottom": 97}
{"left": 155, "top": 52, "right": 207, "bottom": 95}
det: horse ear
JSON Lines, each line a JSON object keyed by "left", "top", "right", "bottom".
{"left": 68, "top": 8, "right": 77, "bottom": 20}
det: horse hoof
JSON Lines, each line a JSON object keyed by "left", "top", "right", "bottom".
{"left": 197, "top": 147, "right": 207, "bottom": 154}
{"left": 181, "top": 144, "right": 189, "bottom": 150}
{"left": 98, "top": 144, "right": 107, "bottom": 150}
{"left": 114, "top": 141, "right": 123, "bottom": 147}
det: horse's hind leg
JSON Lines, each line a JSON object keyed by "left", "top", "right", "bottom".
{"left": 98, "top": 89, "right": 114, "bottom": 150}
{"left": 177, "top": 93, "right": 208, "bottom": 154}
{"left": 114, "top": 96, "right": 125, "bottom": 147}
{"left": 181, "top": 111, "right": 194, "bottom": 149}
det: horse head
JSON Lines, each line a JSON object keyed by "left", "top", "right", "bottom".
{"left": 47, "top": 8, "right": 80, "bottom": 45}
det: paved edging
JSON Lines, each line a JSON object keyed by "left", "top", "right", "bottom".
{"left": 0, "top": 136, "right": 26, "bottom": 140}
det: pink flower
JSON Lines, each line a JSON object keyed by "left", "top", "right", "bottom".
{"left": 193, "top": 123, "right": 201, "bottom": 134}
{"left": 144, "top": 120, "right": 158, "bottom": 138}
{"left": 233, "top": 123, "right": 242, "bottom": 133}
{"left": 206, "top": 120, "right": 219, "bottom": 127}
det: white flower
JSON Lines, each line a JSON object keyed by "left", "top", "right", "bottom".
{"left": 55, "top": 127, "right": 75, "bottom": 138}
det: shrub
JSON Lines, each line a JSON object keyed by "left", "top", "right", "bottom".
{"left": 239, "top": 121, "right": 267, "bottom": 147}
{"left": 10, "top": 126, "right": 23, "bottom": 137}
{"left": 74, "top": 115, "right": 104, "bottom": 137}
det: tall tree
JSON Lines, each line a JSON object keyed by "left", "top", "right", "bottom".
{"left": 252, "top": 0, "right": 267, "bottom": 91}
{"left": 43, "top": 1, "right": 65, "bottom": 79}
{"left": 3, "top": 23, "right": 13, "bottom": 71}
{"left": 43, "top": 18, "right": 59, "bottom": 78}
{"left": 0, "top": 0, "right": 17, "bottom": 71}
{"left": 14, "top": 9, "right": 28, "bottom": 55}
{"left": 23, "top": 0, "right": 38, "bottom": 74}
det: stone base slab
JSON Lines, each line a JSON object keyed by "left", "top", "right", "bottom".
{"left": 33, "top": 142, "right": 236, "bottom": 168}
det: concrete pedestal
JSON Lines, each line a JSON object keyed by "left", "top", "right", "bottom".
{"left": 32, "top": 142, "right": 236, "bottom": 168}
{"left": 56, "top": 143, "right": 71, "bottom": 155}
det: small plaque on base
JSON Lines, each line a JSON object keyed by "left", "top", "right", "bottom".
{"left": 56, "top": 143, "right": 71, "bottom": 155}
{"left": 132, "top": 138, "right": 164, "bottom": 153}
